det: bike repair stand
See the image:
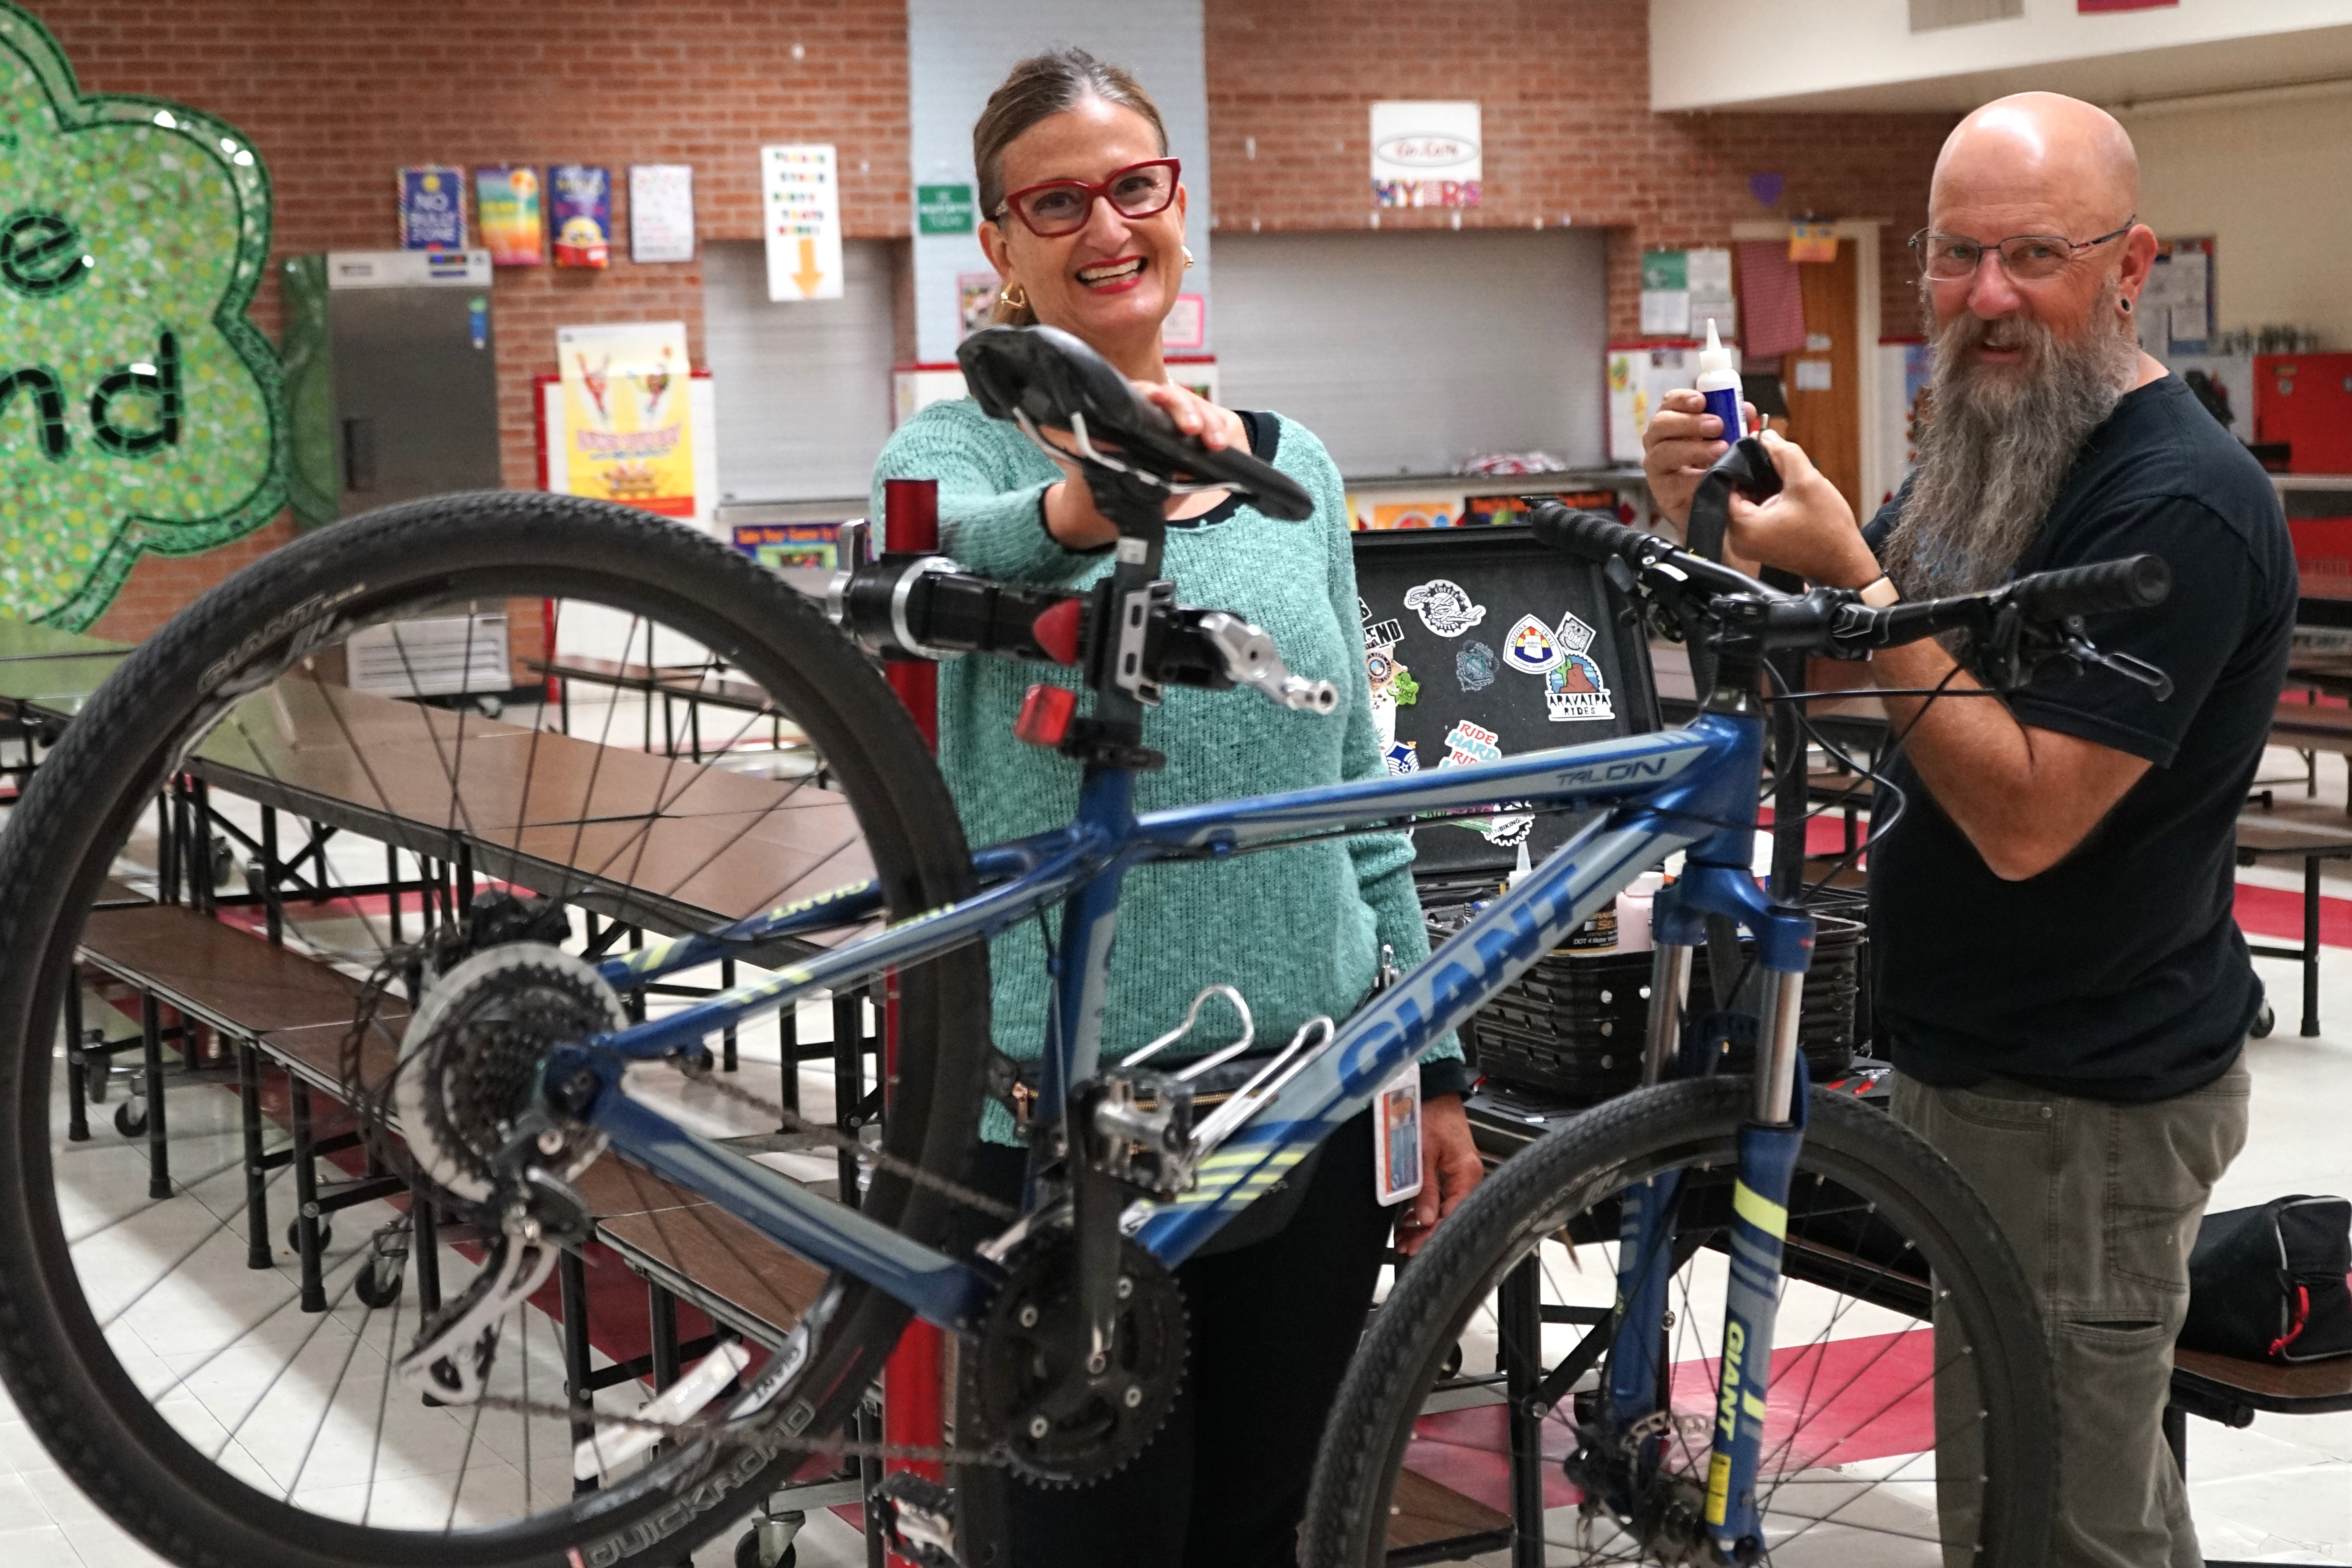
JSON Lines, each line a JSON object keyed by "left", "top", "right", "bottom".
{"left": 878, "top": 479, "right": 949, "bottom": 1568}
{"left": 733, "top": 480, "right": 952, "bottom": 1568}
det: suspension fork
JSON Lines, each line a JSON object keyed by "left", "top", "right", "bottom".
{"left": 1705, "top": 971, "right": 1808, "bottom": 1558}
{"left": 1598, "top": 941, "right": 1697, "bottom": 1498}
{"left": 1597, "top": 874, "right": 1814, "bottom": 1558}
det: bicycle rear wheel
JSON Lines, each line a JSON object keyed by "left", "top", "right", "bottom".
{"left": 0, "top": 492, "right": 990, "bottom": 1568}
{"left": 1302, "top": 1077, "right": 2055, "bottom": 1567}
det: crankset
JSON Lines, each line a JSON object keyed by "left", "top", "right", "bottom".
{"left": 968, "top": 1228, "right": 1186, "bottom": 1487}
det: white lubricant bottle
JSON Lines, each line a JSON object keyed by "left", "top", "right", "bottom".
{"left": 1695, "top": 318, "right": 1744, "bottom": 445}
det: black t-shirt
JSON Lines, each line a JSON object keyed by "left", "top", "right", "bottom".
{"left": 1862, "top": 375, "right": 2296, "bottom": 1102}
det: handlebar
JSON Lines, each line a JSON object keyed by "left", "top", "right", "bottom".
{"left": 2004, "top": 554, "right": 2171, "bottom": 621}
{"left": 1530, "top": 503, "right": 2171, "bottom": 694}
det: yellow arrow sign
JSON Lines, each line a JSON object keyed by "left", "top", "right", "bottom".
{"left": 792, "top": 237, "right": 825, "bottom": 297}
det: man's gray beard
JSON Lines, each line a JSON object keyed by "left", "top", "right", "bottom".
{"left": 1884, "top": 281, "right": 2139, "bottom": 600}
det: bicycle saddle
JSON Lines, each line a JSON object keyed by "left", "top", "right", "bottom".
{"left": 958, "top": 325, "right": 1314, "bottom": 521}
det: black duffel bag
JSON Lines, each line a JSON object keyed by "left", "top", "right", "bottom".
{"left": 2180, "top": 1195, "right": 2352, "bottom": 1363}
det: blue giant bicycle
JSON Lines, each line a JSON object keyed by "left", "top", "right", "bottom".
{"left": 0, "top": 326, "right": 2161, "bottom": 1567}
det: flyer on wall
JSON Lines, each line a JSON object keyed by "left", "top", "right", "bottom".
{"left": 760, "top": 143, "right": 843, "bottom": 301}
{"left": 958, "top": 272, "right": 999, "bottom": 338}
{"left": 476, "top": 167, "right": 545, "bottom": 265}
{"left": 549, "top": 164, "right": 612, "bottom": 267}
{"left": 556, "top": 321, "right": 696, "bottom": 517}
{"left": 628, "top": 163, "right": 696, "bottom": 262}
{"left": 397, "top": 166, "right": 467, "bottom": 250}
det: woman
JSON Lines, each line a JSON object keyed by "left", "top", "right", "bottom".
{"left": 871, "top": 48, "right": 1483, "bottom": 1566}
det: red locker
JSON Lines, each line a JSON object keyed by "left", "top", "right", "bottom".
{"left": 2255, "top": 352, "right": 2352, "bottom": 474}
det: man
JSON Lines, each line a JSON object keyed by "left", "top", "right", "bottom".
{"left": 1643, "top": 93, "right": 2293, "bottom": 1568}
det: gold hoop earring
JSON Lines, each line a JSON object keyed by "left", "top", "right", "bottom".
{"left": 1182, "top": 246, "right": 1195, "bottom": 270}
{"left": 999, "top": 281, "right": 1028, "bottom": 309}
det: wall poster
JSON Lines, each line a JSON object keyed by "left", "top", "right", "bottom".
{"left": 549, "top": 164, "right": 611, "bottom": 268}
{"left": 958, "top": 272, "right": 998, "bottom": 339}
{"left": 2144, "top": 237, "right": 2214, "bottom": 356}
{"left": 0, "top": 2, "right": 285, "bottom": 629}
{"left": 1639, "top": 249, "right": 1691, "bottom": 337}
{"left": 475, "top": 166, "right": 544, "bottom": 265}
{"left": 761, "top": 143, "right": 843, "bottom": 301}
{"left": 1370, "top": 101, "right": 1481, "bottom": 209}
{"left": 398, "top": 165, "right": 467, "bottom": 251}
{"left": 555, "top": 321, "right": 695, "bottom": 517}
{"left": 628, "top": 163, "right": 695, "bottom": 263}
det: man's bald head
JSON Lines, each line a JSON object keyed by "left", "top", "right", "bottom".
{"left": 1932, "top": 91, "right": 2138, "bottom": 233}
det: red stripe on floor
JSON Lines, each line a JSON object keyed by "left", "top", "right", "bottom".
{"left": 2233, "top": 881, "right": 2352, "bottom": 948}
{"left": 1406, "top": 1327, "right": 1938, "bottom": 1513}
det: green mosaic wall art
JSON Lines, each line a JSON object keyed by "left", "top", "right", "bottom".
{"left": 0, "top": 2, "right": 284, "bottom": 629}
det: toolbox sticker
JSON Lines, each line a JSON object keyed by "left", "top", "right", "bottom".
{"left": 1438, "top": 719, "right": 1504, "bottom": 767}
{"left": 1455, "top": 640, "right": 1497, "bottom": 693}
{"left": 1502, "top": 614, "right": 1561, "bottom": 675}
{"left": 1404, "top": 579, "right": 1487, "bottom": 638}
{"left": 1543, "top": 612, "right": 1612, "bottom": 720}
{"left": 1366, "top": 615, "right": 1418, "bottom": 765}
{"left": 1452, "top": 811, "right": 1533, "bottom": 845}
{"left": 1555, "top": 611, "right": 1598, "bottom": 657}
{"left": 1545, "top": 656, "right": 1614, "bottom": 722}
{"left": 1383, "top": 739, "right": 1421, "bottom": 774}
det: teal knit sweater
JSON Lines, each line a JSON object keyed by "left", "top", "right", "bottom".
{"left": 872, "top": 399, "right": 1461, "bottom": 1135}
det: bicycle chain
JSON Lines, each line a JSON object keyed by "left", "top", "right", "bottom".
{"left": 678, "top": 1053, "right": 1018, "bottom": 1222}
{"left": 352, "top": 935, "right": 1023, "bottom": 1467}
{"left": 464, "top": 1390, "right": 1000, "bottom": 1467}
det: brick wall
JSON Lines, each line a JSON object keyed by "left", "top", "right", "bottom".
{"left": 1201, "top": 0, "right": 1955, "bottom": 339}
{"left": 30, "top": 0, "right": 911, "bottom": 638}
{"left": 30, "top": 0, "right": 1956, "bottom": 638}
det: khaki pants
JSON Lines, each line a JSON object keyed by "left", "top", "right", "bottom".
{"left": 1893, "top": 1056, "right": 2251, "bottom": 1568}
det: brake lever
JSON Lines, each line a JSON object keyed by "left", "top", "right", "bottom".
{"left": 2062, "top": 632, "right": 2174, "bottom": 701}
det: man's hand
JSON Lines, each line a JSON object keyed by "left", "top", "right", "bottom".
{"left": 1395, "top": 1093, "right": 1484, "bottom": 1258}
{"left": 1641, "top": 388, "right": 1756, "bottom": 531}
{"left": 1724, "top": 431, "right": 1881, "bottom": 589}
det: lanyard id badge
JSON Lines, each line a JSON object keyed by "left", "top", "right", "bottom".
{"left": 1374, "top": 1061, "right": 1424, "bottom": 1206}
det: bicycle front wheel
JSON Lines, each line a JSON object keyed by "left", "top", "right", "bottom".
{"left": 1302, "top": 1077, "right": 2055, "bottom": 1567}
{"left": 0, "top": 492, "right": 990, "bottom": 1568}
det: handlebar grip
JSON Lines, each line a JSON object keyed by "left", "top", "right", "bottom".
{"left": 2006, "top": 555, "right": 2171, "bottom": 621}
{"left": 1530, "top": 506, "right": 1647, "bottom": 565}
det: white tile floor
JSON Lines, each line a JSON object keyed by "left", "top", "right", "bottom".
{"left": 2, "top": 746, "right": 2349, "bottom": 1566}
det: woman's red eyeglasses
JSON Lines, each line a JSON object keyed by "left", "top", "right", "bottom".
{"left": 993, "top": 159, "right": 1181, "bottom": 238}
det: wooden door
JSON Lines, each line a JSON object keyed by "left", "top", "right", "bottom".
{"left": 1783, "top": 240, "right": 1863, "bottom": 518}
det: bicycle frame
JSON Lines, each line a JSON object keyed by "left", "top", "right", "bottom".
{"left": 543, "top": 688, "right": 1820, "bottom": 1555}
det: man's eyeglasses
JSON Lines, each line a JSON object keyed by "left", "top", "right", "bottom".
{"left": 994, "top": 159, "right": 1181, "bottom": 238}
{"left": 1910, "top": 218, "right": 2135, "bottom": 282}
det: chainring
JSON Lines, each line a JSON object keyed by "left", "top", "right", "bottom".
{"left": 969, "top": 1230, "right": 1186, "bottom": 1487}
{"left": 391, "top": 942, "right": 621, "bottom": 1204}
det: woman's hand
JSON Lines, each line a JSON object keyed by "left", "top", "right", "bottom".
{"left": 1137, "top": 378, "right": 1245, "bottom": 453}
{"left": 1394, "top": 1093, "right": 1484, "bottom": 1258}
{"left": 1040, "top": 376, "right": 1245, "bottom": 549}
{"left": 1724, "top": 430, "right": 1879, "bottom": 589}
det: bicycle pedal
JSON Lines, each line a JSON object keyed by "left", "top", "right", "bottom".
{"left": 571, "top": 1340, "right": 749, "bottom": 1479}
{"left": 875, "top": 1471, "right": 960, "bottom": 1568}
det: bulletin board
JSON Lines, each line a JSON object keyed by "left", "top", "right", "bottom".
{"left": 1351, "top": 524, "right": 1660, "bottom": 877}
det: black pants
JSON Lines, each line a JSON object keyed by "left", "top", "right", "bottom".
{"left": 968, "top": 1111, "right": 1391, "bottom": 1568}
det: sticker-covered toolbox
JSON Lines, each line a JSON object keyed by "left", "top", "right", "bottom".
{"left": 1352, "top": 521, "right": 1661, "bottom": 877}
